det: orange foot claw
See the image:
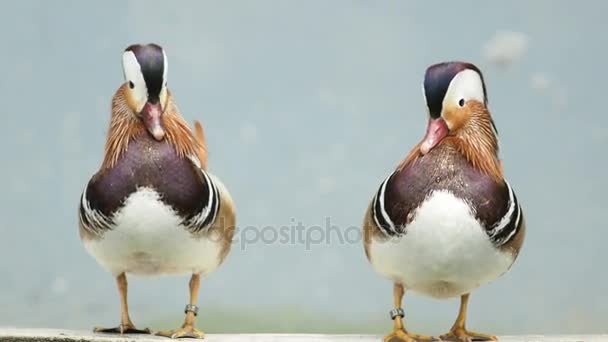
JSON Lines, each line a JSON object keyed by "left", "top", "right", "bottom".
{"left": 155, "top": 324, "right": 205, "bottom": 339}
{"left": 94, "top": 323, "right": 151, "bottom": 335}
{"left": 440, "top": 328, "right": 497, "bottom": 342}
{"left": 384, "top": 329, "right": 439, "bottom": 342}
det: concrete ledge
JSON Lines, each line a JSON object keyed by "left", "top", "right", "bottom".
{"left": 1, "top": 329, "right": 607, "bottom": 342}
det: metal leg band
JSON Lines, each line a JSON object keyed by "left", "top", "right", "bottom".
{"left": 389, "top": 308, "right": 405, "bottom": 320}
{"left": 184, "top": 304, "right": 199, "bottom": 316}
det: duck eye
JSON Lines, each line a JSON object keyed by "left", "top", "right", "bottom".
{"left": 129, "top": 81, "right": 135, "bottom": 89}
{"left": 458, "top": 98, "right": 465, "bottom": 107}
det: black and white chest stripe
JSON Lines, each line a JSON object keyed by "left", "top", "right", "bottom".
{"left": 79, "top": 189, "right": 114, "bottom": 237}
{"left": 486, "top": 181, "right": 522, "bottom": 245}
{"left": 371, "top": 175, "right": 523, "bottom": 246}
{"left": 186, "top": 168, "right": 221, "bottom": 233}
{"left": 79, "top": 166, "right": 221, "bottom": 236}
{"left": 371, "top": 171, "right": 399, "bottom": 236}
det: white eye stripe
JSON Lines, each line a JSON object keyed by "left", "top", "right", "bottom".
{"left": 162, "top": 50, "right": 168, "bottom": 85}
{"left": 421, "top": 83, "right": 431, "bottom": 116}
{"left": 122, "top": 51, "right": 148, "bottom": 112}
{"left": 157, "top": 50, "right": 169, "bottom": 108}
{"left": 443, "top": 69, "right": 485, "bottom": 108}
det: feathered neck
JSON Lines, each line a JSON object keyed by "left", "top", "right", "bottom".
{"left": 399, "top": 105, "right": 503, "bottom": 182}
{"left": 101, "top": 85, "right": 203, "bottom": 169}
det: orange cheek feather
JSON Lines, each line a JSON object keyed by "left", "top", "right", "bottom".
{"left": 124, "top": 88, "right": 140, "bottom": 114}
{"left": 443, "top": 105, "right": 470, "bottom": 133}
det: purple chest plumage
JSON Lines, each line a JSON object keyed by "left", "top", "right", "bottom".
{"left": 85, "top": 134, "right": 208, "bottom": 220}
{"left": 382, "top": 144, "right": 510, "bottom": 232}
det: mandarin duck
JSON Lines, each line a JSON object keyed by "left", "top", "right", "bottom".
{"left": 78, "top": 43, "right": 235, "bottom": 339}
{"left": 363, "top": 62, "right": 525, "bottom": 342}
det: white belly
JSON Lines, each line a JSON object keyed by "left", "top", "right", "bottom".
{"left": 369, "top": 190, "right": 514, "bottom": 298}
{"left": 83, "top": 187, "right": 223, "bottom": 276}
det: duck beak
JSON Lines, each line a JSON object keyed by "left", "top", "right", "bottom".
{"left": 420, "top": 118, "right": 448, "bottom": 155}
{"left": 141, "top": 102, "right": 165, "bottom": 141}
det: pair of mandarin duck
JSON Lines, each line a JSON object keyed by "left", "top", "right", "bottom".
{"left": 78, "top": 44, "right": 525, "bottom": 342}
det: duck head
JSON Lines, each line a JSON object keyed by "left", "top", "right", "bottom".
{"left": 122, "top": 43, "right": 168, "bottom": 141}
{"left": 420, "top": 61, "right": 495, "bottom": 154}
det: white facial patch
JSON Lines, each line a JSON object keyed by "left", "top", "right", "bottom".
{"left": 159, "top": 49, "right": 168, "bottom": 109}
{"left": 162, "top": 50, "right": 168, "bottom": 84}
{"left": 122, "top": 51, "right": 148, "bottom": 112}
{"left": 421, "top": 83, "right": 430, "bottom": 116}
{"left": 443, "top": 69, "right": 485, "bottom": 109}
